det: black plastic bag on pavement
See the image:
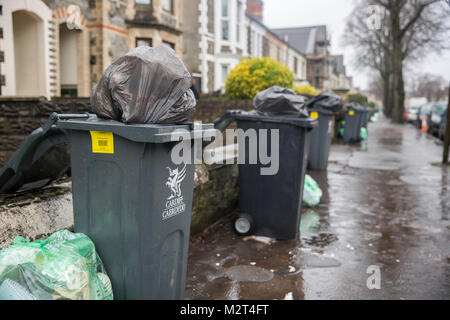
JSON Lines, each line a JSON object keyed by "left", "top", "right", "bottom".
{"left": 91, "top": 45, "right": 196, "bottom": 124}
{"left": 253, "top": 86, "right": 309, "bottom": 118}
{"left": 305, "top": 93, "right": 344, "bottom": 114}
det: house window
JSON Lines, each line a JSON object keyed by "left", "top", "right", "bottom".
{"left": 61, "top": 86, "right": 78, "bottom": 98}
{"left": 162, "top": 41, "right": 175, "bottom": 50}
{"left": 222, "top": 21, "right": 229, "bottom": 41}
{"left": 221, "top": 0, "right": 229, "bottom": 41}
{"left": 236, "top": 2, "right": 242, "bottom": 43}
{"left": 294, "top": 57, "right": 298, "bottom": 74}
{"left": 162, "top": 0, "right": 173, "bottom": 13}
{"left": 136, "top": 38, "right": 153, "bottom": 47}
{"left": 136, "top": 0, "right": 151, "bottom": 4}
{"left": 251, "top": 32, "right": 262, "bottom": 58}
{"left": 315, "top": 65, "right": 322, "bottom": 74}
{"left": 221, "top": 64, "right": 230, "bottom": 86}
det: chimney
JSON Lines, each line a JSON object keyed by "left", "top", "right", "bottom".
{"left": 246, "top": 0, "right": 264, "bottom": 21}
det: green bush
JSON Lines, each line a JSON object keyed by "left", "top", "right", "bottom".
{"left": 347, "top": 93, "right": 369, "bottom": 105}
{"left": 293, "top": 85, "right": 318, "bottom": 96}
{"left": 225, "top": 57, "right": 294, "bottom": 100}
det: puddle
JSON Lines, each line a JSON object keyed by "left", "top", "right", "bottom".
{"left": 300, "top": 210, "right": 320, "bottom": 234}
{"left": 224, "top": 265, "right": 274, "bottom": 282}
{"left": 302, "top": 233, "right": 339, "bottom": 248}
{"left": 293, "top": 250, "right": 341, "bottom": 269}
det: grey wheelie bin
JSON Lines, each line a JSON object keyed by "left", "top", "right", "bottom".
{"left": 305, "top": 94, "right": 344, "bottom": 171}
{"left": 214, "top": 110, "right": 317, "bottom": 240}
{"left": 56, "top": 114, "right": 213, "bottom": 300}
{"left": 343, "top": 103, "right": 365, "bottom": 143}
{"left": 361, "top": 106, "right": 372, "bottom": 128}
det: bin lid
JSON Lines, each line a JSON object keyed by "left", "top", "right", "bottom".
{"left": 345, "top": 103, "right": 365, "bottom": 112}
{"left": 308, "top": 107, "right": 336, "bottom": 116}
{"left": 57, "top": 114, "right": 215, "bottom": 143}
{"left": 233, "top": 111, "right": 318, "bottom": 129}
{"left": 0, "top": 127, "right": 70, "bottom": 194}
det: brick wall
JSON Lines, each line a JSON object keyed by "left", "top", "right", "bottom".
{"left": 0, "top": 97, "right": 253, "bottom": 166}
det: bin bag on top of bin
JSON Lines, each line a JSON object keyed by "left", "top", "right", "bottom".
{"left": 91, "top": 45, "right": 196, "bottom": 125}
{"left": 305, "top": 93, "right": 344, "bottom": 115}
{"left": 253, "top": 86, "right": 309, "bottom": 118}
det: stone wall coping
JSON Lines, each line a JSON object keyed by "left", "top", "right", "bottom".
{"left": 0, "top": 97, "right": 48, "bottom": 102}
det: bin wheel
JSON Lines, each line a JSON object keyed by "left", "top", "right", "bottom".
{"left": 234, "top": 214, "right": 253, "bottom": 236}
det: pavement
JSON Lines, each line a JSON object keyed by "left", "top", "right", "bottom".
{"left": 185, "top": 116, "right": 450, "bottom": 300}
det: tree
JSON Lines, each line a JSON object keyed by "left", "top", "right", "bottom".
{"left": 444, "top": 84, "right": 450, "bottom": 164}
{"left": 368, "top": 76, "right": 385, "bottom": 104}
{"left": 343, "top": 2, "right": 394, "bottom": 116}
{"left": 408, "top": 73, "right": 449, "bottom": 101}
{"left": 344, "top": 0, "right": 450, "bottom": 122}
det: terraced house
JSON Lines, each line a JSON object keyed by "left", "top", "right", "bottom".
{"left": 182, "top": 0, "right": 307, "bottom": 95}
{"left": 0, "top": 0, "right": 183, "bottom": 98}
{"left": 0, "top": 0, "right": 308, "bottom": 98}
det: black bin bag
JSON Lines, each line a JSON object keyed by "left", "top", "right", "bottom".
{"left": 91, "top": 45, "right": 196, "bottom": 124}
{"left": 305, "top": 93, "right": 344, "bottom": 114}
{"left": 253, "top": 86, "right": 309, "bottom": 118}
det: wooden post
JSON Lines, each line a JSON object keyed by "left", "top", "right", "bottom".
{"left": 443, "top": 83, "right": 450, "bottom": 164}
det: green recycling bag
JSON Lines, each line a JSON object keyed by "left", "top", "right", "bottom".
{"left": 303, "top": 175, "right": 323, "bottom": 208}
{"left": 0, "top": 230, "right": 113, "bottom": 300}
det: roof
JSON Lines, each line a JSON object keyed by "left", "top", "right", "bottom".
{"left": 272, "top": 25, "right": 328, "bottom": 55}
{"left": 246, "top": 13, "right": 306, "bottom": 58}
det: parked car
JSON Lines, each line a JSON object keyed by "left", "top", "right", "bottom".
{"left": 406, "top": 105, "right": 421, "bottom": 124}
{"left": 406, "top": 97, "right": 427, "bottom": 123}
{"left": 429, "top": 102, "right": 448, "bottom": 137}
{"left": 417, "top": 103, "right": 433, "bottom": 130}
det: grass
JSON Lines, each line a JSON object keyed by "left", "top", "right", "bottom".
{"left": 430, "top": 161, "right": 450, "bottom": 168}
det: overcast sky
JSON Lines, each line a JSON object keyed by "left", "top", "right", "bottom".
{"left": 263, "top": 0, "right": 450, "bottom": 91}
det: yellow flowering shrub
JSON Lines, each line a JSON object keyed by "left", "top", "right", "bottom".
{"left": 225, "top": 57, "right": 294, "bottom": 100}
{"left": 293, "top": 85, "right": 318, "bottom": 96}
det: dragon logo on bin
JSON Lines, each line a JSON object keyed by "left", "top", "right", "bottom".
{"left": 162, "top": 164, "right": 187, "bottom": 221}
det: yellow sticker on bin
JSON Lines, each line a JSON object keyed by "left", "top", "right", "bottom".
{"left": 311, "top": 111, "right": 319, "bottom": 119}
{"left": 90, "top": 131, "right": 114, "bottom": 154}
{"left": 349, "top": 110, "right": 355, "bottom": 116}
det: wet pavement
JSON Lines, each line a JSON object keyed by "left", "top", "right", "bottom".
{"left": 185, "top": 116, "right": 450, "bottom": 300}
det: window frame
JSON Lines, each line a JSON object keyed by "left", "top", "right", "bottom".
{"left": 136, "top": 37, "right": 153, "bottom": 47}
{"left": 221, "top": 64, "right": 230, "bottom": 87}
{"left": 221, "top": 0, "right": 230, "bottom": 41}
{"left": 236, "top": 1, "right": 242, "bottom": 43}
{"left": 135, "top": 0, "right": 152, "bottom": 5}
{"left": 162, "top": 41, "right": 175, "bottom": 50}
{"left": 162, "top": 0, "right": 174, "bottom": 14}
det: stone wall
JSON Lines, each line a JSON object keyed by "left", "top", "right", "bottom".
{"left": 193, "top": 98, "right": 253, "bottom": 123}
{"left": 0, "top": 97, "right": 252, "bottom": 166}
{"left": 0, "top": 97, "right": 90, "bottom": 166}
